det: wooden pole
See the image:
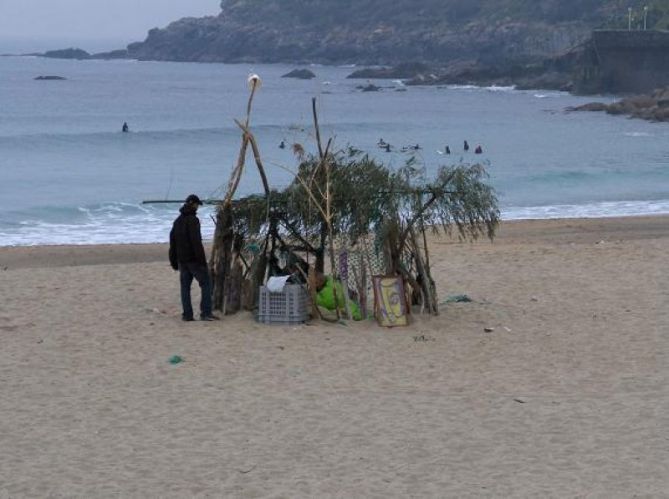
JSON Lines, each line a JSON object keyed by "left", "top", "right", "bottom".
{"left": 312, "top": 97, "right": 324, "bottom": 160}
{"left": 211, "top": 76, "right": 261, "bottom": 312}
{"left": 420, "top": 220, "right": 439, "bottom": 315}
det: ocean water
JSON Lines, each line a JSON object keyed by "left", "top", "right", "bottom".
{"left": 1, "top": 56, "right": 668, "bottom": 246}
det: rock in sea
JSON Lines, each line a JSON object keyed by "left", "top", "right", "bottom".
{"left": 282, "top": 69, "right": 316, "bottom": 79}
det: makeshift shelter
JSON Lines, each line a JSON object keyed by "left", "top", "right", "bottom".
{"left": 207, "top": 77, "right": 499, "bottom": 322}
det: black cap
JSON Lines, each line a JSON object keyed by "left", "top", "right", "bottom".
{"left": 185, "top": 194, "right": 203, "bottom": 206}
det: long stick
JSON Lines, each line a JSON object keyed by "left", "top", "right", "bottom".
{"left": 410, "top": 227, "right": 432, "bottom": 315}
{"left": 234, "top": 120, "right": 270, "bottom": 198}
{"left": 325, "top": 154, "right": 341, "bottom": 320}
{"left": 312, "top": 97, "right": 324, "bottom": 160}
{"left": 224, "top": 137, "right": 249, "bottom": 206}
{"left": 212, "top": 77, "right": 260, "bottom": 311}
{"left": 310, "top": 99, "right": 339, "bottom": 318}
{"left": 234, "top": 119, "right": 271, "bottom": 223}
{"left": 420, "top": 219, "right": 438, "bottom": 314}
{"left": 223, "top": 78, "right": 260, "bottom": 205}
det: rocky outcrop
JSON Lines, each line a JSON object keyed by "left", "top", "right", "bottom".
{"left": 347, "top": 63, "right": 433, "bottom": 80}
{"left": 41, "top": 48, "right": 90, "bottom": 60}
{"left": 568, "top": 87, "right": 669, "bottom": 121}
{"left": 91, "top": 49, "right": 131, "bottom": 60}
{"left": 350, "top": 47, "right": 583, "bottom": 91}
{"left": 403, "top": 60, "right": 576, "bottom": 91}
{"left": 35, "top": 47, "right": 133, "bottom": 61}
{"left": 126, "top": 18, "right": 591, "bottom": 67}
{"left": 356, "top": 83, "right": 382, "bottom": 92}
{"left": 123, "top": 1, "right": 606, "bottom": 67}
{"left": 125, "top": 16, "right": 225, "bottom": 62}
{"left": 282, "top": 69, "right": 316, "bottom": 79}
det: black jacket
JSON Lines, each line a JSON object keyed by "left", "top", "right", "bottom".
{"left": 169, "top": 204, "right": 207, "bottom": 269}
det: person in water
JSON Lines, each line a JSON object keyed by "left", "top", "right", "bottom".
{"left": 384, "top": 143, "right": 391, "bottom": 152}
{"left": 169, "top": 194, "right": 219, "bottom": 322}
{"left": 122, "top": 122, "right": 129, "bottom": 133}
{"left": 279, "top": 140, "right": 285, "bottom": 149}
{"left": 464, "top": 140, "right": 469, "bottom": 151}
{"left": 475, "top": 145, "right": 483, "bottom": 154}
{"left": 445, "top": 145, "right": 451, "bottom": 154}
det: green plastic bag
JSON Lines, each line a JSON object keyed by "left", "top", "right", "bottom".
{"left": 316, "top": 276, "right": 362, "bottom": 320}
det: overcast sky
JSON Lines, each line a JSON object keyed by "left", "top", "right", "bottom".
{"left": 0, "top": 0, "right": 221, "bottom": 51}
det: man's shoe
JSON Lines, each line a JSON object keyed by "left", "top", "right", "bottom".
{"left": 182, "top": 316, "right": 195, "bottom": 322}
{"left": 200, "top": 314, "right": 220, "bottom": 321}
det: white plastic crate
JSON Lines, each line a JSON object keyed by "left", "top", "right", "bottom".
{"left": 257, "top": 284, "right": 310, "bottom": 324}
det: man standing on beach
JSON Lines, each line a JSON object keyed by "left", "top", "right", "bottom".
{"left": 169, "top": 194, "right": 219, "bottom": 321}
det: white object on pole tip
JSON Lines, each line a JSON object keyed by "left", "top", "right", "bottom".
{"left": 247, "top": 73, "right": 262, "bottom": 90}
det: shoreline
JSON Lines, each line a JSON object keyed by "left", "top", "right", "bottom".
{"left": 1, "top": 215, "right": 668, "bottom": 269}
{"left": 3, "top": 200, "right": 669, "bottom": 248}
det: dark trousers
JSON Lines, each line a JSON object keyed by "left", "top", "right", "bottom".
{"left": 179, "top": 262, "right": 213, "bottom": 319}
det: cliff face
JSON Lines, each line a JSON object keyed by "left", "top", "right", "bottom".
{"left": 124, "top": 0, "right": 623, "bottom": 65}
{"left": 127, "top": 20, "right": 589, "bottom": 66}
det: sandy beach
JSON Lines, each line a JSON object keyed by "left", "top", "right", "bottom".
{"left": 1, "top": 216, "right": 667, "bottom": 498}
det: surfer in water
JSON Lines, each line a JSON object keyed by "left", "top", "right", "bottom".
{"left": 122, "top": 122, "right": 129, "bottom": 133}
{"left": 475, "top": 145, "right": 483, "bottom": 154}
{"left": 279, "top": 140, "right": 286, "bottom": 149}
{"left": 464, "top": 140, "right": 469, "bottom": 152}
